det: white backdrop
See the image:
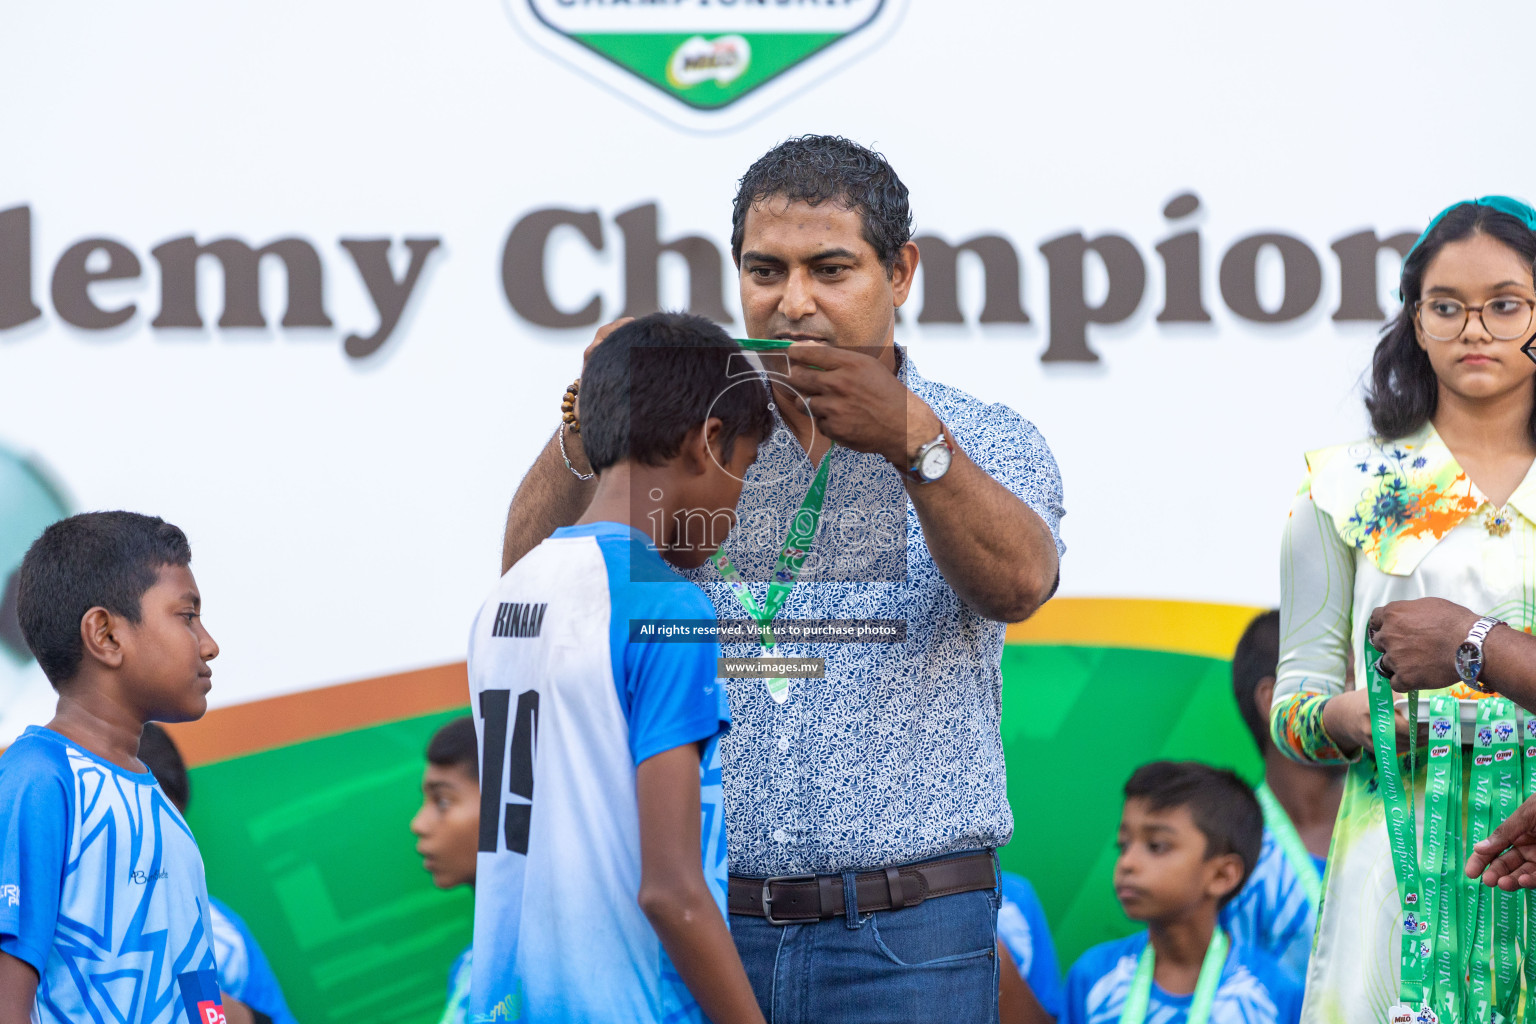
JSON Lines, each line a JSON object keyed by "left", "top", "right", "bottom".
{"left": 2, "top": 0, "right": 1531, "bottom": 728}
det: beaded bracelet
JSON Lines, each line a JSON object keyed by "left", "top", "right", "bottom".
{"left": 561, "top": 378, "right": 580, "bottom": 433}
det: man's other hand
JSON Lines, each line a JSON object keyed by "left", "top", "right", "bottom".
{"left": 1368, "top": 598, "right": 1480, "bottom": 692}
{"left": 1468, "top": 795, "right": 1536, "bottom": 890}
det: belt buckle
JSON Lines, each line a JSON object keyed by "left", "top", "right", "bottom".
{"left": 761, "top": 873, "right": 817, "bottom": 926}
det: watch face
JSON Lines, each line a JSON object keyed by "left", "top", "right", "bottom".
{"left": 920, "top": 443, "right": 952, "bottom": 481}
{"left": 1455, "top": 641, "right": 1483, "bottom": 684}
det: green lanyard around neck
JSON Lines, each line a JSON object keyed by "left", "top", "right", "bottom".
{"left": 1253, "top": 782, "right": 1323, "bottom": 910}
{"left": 710, "top": 447, "right": 834, "bottom": 704}
{"left": 1117, "top": 928, "right": 1228, "bottom": 1024}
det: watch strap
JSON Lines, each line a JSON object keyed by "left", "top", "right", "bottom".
{"left": 1464, "top": 616, "right": 1506, "bottom": 692}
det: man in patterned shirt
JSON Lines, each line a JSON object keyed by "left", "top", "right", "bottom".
{"left": 501, "top": 135, "right": 1065, "bottom": 1023}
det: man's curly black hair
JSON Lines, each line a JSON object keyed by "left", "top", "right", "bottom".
{"left": 730, "top": 135, "right": 913, "bottom": 273}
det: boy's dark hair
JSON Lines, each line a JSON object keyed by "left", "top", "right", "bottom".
{"left": 1232, "top": 610, "right": 1280, "bottom": 755}
{"left": 17, "top": 511, "right": 192, "bottom": 687}
{"left": 731, "top": 135, "right": 913, "bottom": 273}
{"left": 138, "top": 722, "right": 191, "bottom": 813}
{"left": 1124, "top": 760, "right": 1263, "bottom": 906}
{"left": 427, "top": 716, "right": 479, "bottom": 782}
{"left": 580, "top": 311, "right": 773, "bottom": 474}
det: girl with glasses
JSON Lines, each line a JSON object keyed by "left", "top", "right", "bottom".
{"left": 1271, "top": 198, "right": 1536, "bottom": 1024}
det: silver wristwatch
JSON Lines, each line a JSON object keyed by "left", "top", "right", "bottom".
{"left": 904, "top": 431, "right": 953, "bottom": 484}
{"left": 1455, "top": 615, "right": 1506, "bottom": 692}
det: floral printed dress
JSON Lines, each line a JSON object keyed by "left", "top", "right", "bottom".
{"left": 1271, "top": 423, "right": 1536, "bottom": 1024}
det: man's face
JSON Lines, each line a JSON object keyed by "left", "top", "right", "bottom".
{"left": 1112, "top": 798, "right": 1239, "bottom": 923}
{"left": 737, "top": 198, "right": 914, "bottom": 354}
{"left": 121, "top": 564, "right": 219, "bottom": 723}
{"left": 409, "top": 762, "right": 480, "bottom": 890}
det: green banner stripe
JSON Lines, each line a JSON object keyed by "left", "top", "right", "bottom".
{"left": 188, "top": 643, "right": 1258, "bottom": 1024}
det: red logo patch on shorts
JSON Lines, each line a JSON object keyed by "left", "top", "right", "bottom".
{"left": 197, "top": 1001, "right": 227, "bottom": 1024}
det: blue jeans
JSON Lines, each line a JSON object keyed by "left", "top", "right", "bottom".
{"left": 730, "top": 866, "right": 1000, "bottom": 1024}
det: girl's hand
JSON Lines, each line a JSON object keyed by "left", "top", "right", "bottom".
{"left": 1321, "top": 687, "right": 1410, "bottom": 757}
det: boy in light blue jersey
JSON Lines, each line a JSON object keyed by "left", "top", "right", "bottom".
{"left": 407, "top": 716, "right": 480, "bottom": 1024}
{"left": 1220, "top": 610, "right": 1341, "bottom": 986}
{"left": 1063, "top": 762, "right": 1301, "bottom": 1024}
{"left": 0, "top": 512, "right": 236, "bottom": 1024}
{"left": 468, "top": 313, "right": 771, "bottom": 1024}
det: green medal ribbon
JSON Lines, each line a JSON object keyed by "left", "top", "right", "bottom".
{"left": 1468, "top": 700, "right": 1499, "bottom": 1021}
{"left": 735, "top": 338, "right": 794, "bottom": 351}
{"left": 711, "top": 448, "right": 834, "bottom": 704}
{"left": 1365, "top": 645, "right": 1426, "bottom": 1007}
{"left": 1523, "top": 709, "right": 1536, "bottom": 1024}
{"left": 1422, "top": 695, "right": 1461, "bottom": 1024}
{"left": 1117, "top": 928, "right": 1229, "bottom": 1024}
{"left": 1490, "top": 699, "right": 1522, "bottom": 1018}
{"left": 1253, "top": 782, "right": 1323, "bottom": 909}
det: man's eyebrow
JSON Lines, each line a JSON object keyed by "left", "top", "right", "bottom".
{"left": 182, "top": 591, "right": 201, "bottom": 610}
{"left": 1140, "top": 822, "right": 1177, "bottom": 835}
{"left": 739, "top": 250, "right": 784, "bottom": 264}
{"left": 808, "top": 247, "right": 859, "bottom": 262}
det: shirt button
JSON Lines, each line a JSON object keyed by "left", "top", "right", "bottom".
{"left": 777, "top": 737, "right": 790, "bottom": 752}
{"left": 773, "top": 828, "right": 789, "bottom": 843}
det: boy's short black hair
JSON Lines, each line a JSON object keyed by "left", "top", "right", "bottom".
{"left": 427, "top": 716, "right": 479, "bottom": 782}
{"left": 1124, "top": 760, "right": 1263, "bottom": 906}
{"left": 138, "top": 722, "right": 191, "bottom": 813}
{"left": 731, "top": 135, "right": 913, "bottom": 272}
{"left": 580, "top": 311, "right": 773, "bottom": 474}
{"left": 17, "top": 511, "right": 192, "bottom": 687}
{"left": 1232, "top": 610, "right": 1280, "bottom": 755}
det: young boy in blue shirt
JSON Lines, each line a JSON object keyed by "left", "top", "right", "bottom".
{"left": 1063, "top": 762, "right": 1302, "bottom": 1024}
{"left": 0, "top": 512, "right": 232, "bottom": 1024}
{"left": 408, "top": 716, "right": 480, "bottom": 1024}
{"left": 468, "top": 312, "right": 771, "bottom": 1024}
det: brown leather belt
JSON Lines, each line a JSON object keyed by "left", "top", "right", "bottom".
{"left": 728, "top": 850, "right": 996, "bottom": 925}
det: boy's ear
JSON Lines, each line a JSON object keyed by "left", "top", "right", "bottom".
{"left": 79, "top": 606, "right": 126, "bottom": 670}
{"left": 682, "top": 418, "right": 727, "bottom": 474}
{"left": 1204, "top": 851, "right": 1246, "bottom": 903}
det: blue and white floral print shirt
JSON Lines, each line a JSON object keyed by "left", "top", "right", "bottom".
{"left": 680, "top": 348, "right": 1065, "bottom": 875}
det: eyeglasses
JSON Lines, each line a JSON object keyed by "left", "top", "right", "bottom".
{"left": 1416, "top": 296, "right": 1536, "bottom": 343}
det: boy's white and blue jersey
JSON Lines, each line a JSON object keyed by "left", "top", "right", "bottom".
{"left": 1063, "top": 932, "right": 1302, "bottom": 1024}
{"left": 466, "top": 522, "right": 731, "bottom": 1024}
{"left": 0, "top": 726, "right": 223, "bottom": 1024}
{"left": 996, "top": 872, "right": 1063, "bottom": 1018}
{"left": 1219, "top": 827, "right": 1324, "bottom": 986}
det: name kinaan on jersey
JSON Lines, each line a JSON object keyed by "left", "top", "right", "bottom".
{"left": 492, "top": 602, "right": 548, "bottom": 639}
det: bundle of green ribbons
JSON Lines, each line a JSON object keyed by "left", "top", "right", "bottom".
{"left": 1366, "top": 644, "right": 1536, "bottom": 1023}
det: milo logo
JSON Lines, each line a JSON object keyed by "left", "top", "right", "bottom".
{"left": 1476, "top": 754, "right": 1495, "bottom": 766}
{"left": 1496, "top": 749, "right": 1515, "bottom": 762}
{"left": 1430, "top": 744, "right": 1451, "bottom": 758}
{"left": 507, "top": 0, "right": 906, "bottom": 129}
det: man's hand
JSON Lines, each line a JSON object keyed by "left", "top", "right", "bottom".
{"left": 781, "top": 342, "right": 939, "bottom": 466}
{"left": 0, "top": 952, "right": 38, "bottom": 1024}
{"left": 1467, "top": 795, "right": 1536, "bottom": 890}
{"left": 1368, "top": 598, "right": 1480, "bottom": 692}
